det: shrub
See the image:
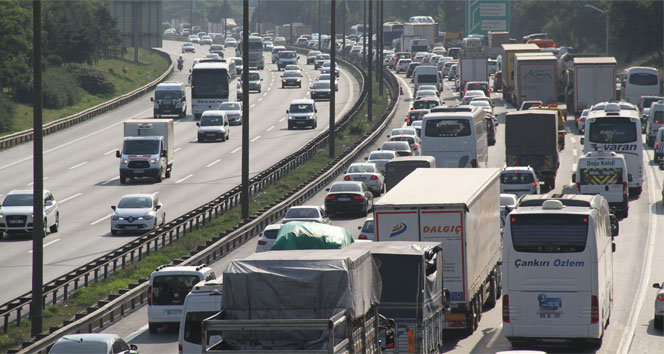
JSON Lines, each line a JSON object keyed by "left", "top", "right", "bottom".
{"left": 69, "top": 64, "right": 115, "bottom": 96}
{"left": 0, "top": 94, "right": 15, "bottom": 133}
{"left": 46, "top": 55, "right": 63, "bottom": 68}
{"left": 43, "top": 67, "right": 80, "bottom": 109}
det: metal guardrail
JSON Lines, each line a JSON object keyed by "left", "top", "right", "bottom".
{"left": 0, "top": 49, "right": 173, "bottom": 151}
{"left": 16, "top": 62, "right": 399, "bottom": 354}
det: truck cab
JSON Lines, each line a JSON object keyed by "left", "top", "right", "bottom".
{"left": 573, "top": 151, "right": 630, "bottom": 217}
{"left": 116, "top": 119, "right": 174, "bottom": 184}
{"left": 151, "top": 82, "right": 186, "bottom": 118}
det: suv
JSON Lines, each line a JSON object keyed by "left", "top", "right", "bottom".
{"left": 287, "top": 99, "right": 318, "bottom": 129}
{"left": 277, "top": 51, "right": 298, "bottom": 70}
{"left": 147, "top": 264, "right": 216, "bottom": 333}
{"left": 0, "top": 189, "right": 59, "bottom": 237}
{"left": 500, "top": 167, "right": 540, "bottom": 197}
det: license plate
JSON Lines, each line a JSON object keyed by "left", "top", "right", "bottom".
{"left": 165, "top": 310, "right": 181, "bottom": 316}
{"left": 207, "top": 133, "right": 216, "bottom": 136}
{"left": 296, "top": 121, "right": 305, "bottom": 125}
{"left": 9, "top": 220, "right": 23, "bottom": 224}
{"left": 125, "top": 226, "right": 138, "bottom": 230}
{"left": 338, "top": 197, "right": 350, "bottom": 201}
{"left": 133, "top": 170, "right": 143, "bottom": 174}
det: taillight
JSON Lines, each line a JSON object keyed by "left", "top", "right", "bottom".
{"left": 488, "top": 88, "right": 491, "bottom": 92}
{"left": 412, "top": 143, "right": 418, "bottom": 149}
{"left": 359, "top": 234, "right": 368, "bottom": 239}
{"left": 576, "top": 182, "right": 581, "bottom": 192}
{"left": 325, "top": 195, "right": 336, "bottom": 200}
{"left": 532, "top": 182, "right": 536, "bottom": 187}
{"left": 352, "top": 195, "right": 365, "bottom": 200}
{"left": 147, "top": 285, "right": 152, "bottom": 306}
{"left": 656, "top": 142, "right": 660, "bottom": 147}
{"left": 406, "top": 118, "right": 412, "bottom": 125}
{"left": 503, "top": 294, "right": 509, "bottom": 323}
{"left": 179, "top": 343, "right": 183, "bottom": 354}
{"left": 576, "top": 118, "right": 580, "bottom": 122}
{"left": 344, "top": 175, "right": 351, "bottom": 180}
{"left": 257, "top": 240, "right": 267, "bottom": 245}
{"left": 656, "top": 120, "right": 660, "bottom": 123}
{"left": 591, "top": 295, "right": 599, "bottom": 324}
{"left": 370, "top": 175, "right": 378, "bottom": 180}
{"left": 658, "top": 294, "right": 664, "bottom": 301}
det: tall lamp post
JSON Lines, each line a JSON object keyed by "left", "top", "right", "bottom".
{"left": 585, "top": 4, "right": 608, "bottom": 56}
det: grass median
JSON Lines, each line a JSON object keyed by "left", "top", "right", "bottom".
{"left": 0, "top": 67, "right": 389, "bottom": 352}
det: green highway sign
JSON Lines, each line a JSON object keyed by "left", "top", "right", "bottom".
{"left": 465, "top": 0, "right": 510, "bottom": 36}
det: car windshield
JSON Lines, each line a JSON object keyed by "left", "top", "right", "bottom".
{"left": 118, "top": 196, "right": 152, "bottom": 208}
{"left": 413, "top": 100, "right": 438, "bottom": 110}
{"left": 319, "top": 74, "right": 331, "bottom": 81}
{"left": 382, "top": 142, "right": 409, "bottom": 151}
{"left": 501, "top": 172, "right": 535, "bottom": 184}
{"left": 290, "top": 103, "right": 313, "bottom": 113}
{"left": 317, "top": 55, "right": 330, "bottom": 60}
{"left": 416, "top": 90, "right": 437, "bottom": 97}
{"left": 49, "top": 342, "right": 108, "bottom": 354}
{"left": 285, "top": 65, "right": 299, "bottom": 70}
{"left": 369, "top": 152, "right": 395, "bottom": 160}
{"left": 330, "top": 183, "right": 362, "bottom": 193}
{"left": 152, "top": 274, "right": 202, "bottom": 306}
{"left": 155, "top": 90, "right": 180, "bottom": 100}
{"left": 284, "top": 71, "right": 300, "bottom": 78}
{"left": 285, "top": 208, "right": 319, "bottom": 218}
{"left": 467, "top": 83, "right": 487, "bottom": 91}
{"left": 248, "top": 72, "right": 260, "bottom": 81}
{"left": 233, "top": 58, "right": 242, "bottom": 65}
{"left": 200, "top": 115, "right": 225, "bottom": 126}
{"left": 348, "top": 165, "right": 376, "bottom": 173}
{"left": 392, "top": 129, "right": 415, "bottom": 136}
{"left": 500, "top": 196, "right": 516, "bottom": 206}
{"left": 390, "top": 136, "right": 415, "bottom": 144}
{"left": 2, "top": 194, "right": 33, "bottom": 207}
{"left": 280, "top": 51, "right": 296, "bottom": 58}
{"left": 309, "top": 51, "right": 321, "bottom": 57}
{"left": 313, "top": 82, "right": 330, "bottom": 89}
{"left": 470, "top": 101, "right": 491, "bottom": 108}
{"left": 210, "top": 45, "right": 223, "bottom": 51}
{"left": 417, "top": 74, "right": 437, "bottom": 83}
{"left": 123, "top": 139, "right": 160, "bottom": 155}
{"left": 588, "top": 118, "right": 637, "bottom": 144}
{"left": 219, "top": 102, "right": 240, "bottom": 110}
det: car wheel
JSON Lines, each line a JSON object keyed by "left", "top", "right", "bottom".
{"left": 165, "top": 168, "right": 171, "bottom": 178}
{"left": 155, "top": 168, "right": 163, "bottom": 183}
{"left": 288, "top": 122, "right": 293, "bottom": 130}
{"left": 119, "top": 174, "right": 127, "bottom": 185}
{"left": 49, "top": 213, "right": 59, "bottom": 233}
{"left": 282, "top": 84, "right": 284, "bottom": 88}
{"left": 111, "top": 229, "right": 118, "bottom": 235}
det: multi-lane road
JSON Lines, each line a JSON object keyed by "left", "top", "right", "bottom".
{"left": 0, "top": 40, "right": 360, "bottom": 304}
{"left": 102, "top": 63, "right": 664, "bottom": 353}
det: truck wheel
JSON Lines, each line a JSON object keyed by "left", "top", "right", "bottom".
{"left": 629, "top": 187, "right": 642, "bottom": 197}
{"left": 49, "top": 213, "right": 60, "bottom": 233}
{"left": 148, "top": 322, "right": 159, "bottom": 334}
{"left": 485, "top": 277, "right": 497, "bottom": 309}
{"left": 120, "top": 174, "right": 127, "bottom": 184}
{"left": 465, "top": 299, "right": 478, "bottom": 335}
{"left": 165, "top": 168, "right": 171, "bottom": 179}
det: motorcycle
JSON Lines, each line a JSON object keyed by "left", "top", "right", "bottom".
{"left": 177, "top": 60, "right": 183, "bottom": 71}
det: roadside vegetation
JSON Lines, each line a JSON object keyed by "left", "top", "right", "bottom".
{"left": 0, "top": 67, "right": 388, "bottom": 353}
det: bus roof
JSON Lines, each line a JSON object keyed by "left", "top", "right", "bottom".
{"left": 193, "top": 61, "right": 229, "bottom": 70}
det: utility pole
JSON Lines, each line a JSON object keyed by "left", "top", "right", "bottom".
{"left": 241, "top": 0, "right": 249, "bottom": 220}
{"left": 289, "top": 0, "right": 293, "bottom": 45}
{"left": 378, "top": 0, "right": 383, "bottom": 96}
{"left": 329, "top": 0, "right": 336, "bottom": 158}
{"left": 31, "top": 0, "right": 44, "bottom": 337}
{"left": 367, "top": 0, "right": 372, "bottom": 122}
{"left": 318, "top": 0, "right": 322, "bottom": 51}
{"left": 190, "top": 0, "right": 193, "bottom": 35}
{"left": 363, "top": 0, "right": 367, "bottom": 64}
{"left": 342, "top": 0, "right": 346, "bottom": 58}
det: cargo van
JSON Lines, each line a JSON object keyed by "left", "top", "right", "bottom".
{"left": 152, "top": 82, "right": 187, "bottom": 118}
{"left": 384, "top": 156, "right": 435, "bottom": 192}
{"left": 413, "top": 65, "right": 441, "bottom": 92}
{"left": 502, "top": 194, "right": 618, "bottom": 349}
{"left": 572, "top": 151, "right": 630, "bottom": 217}
{"left": 178, "top": 278, "right": 224, "bottom": 354}
{"left": 645, "top": 101, "right": 664, "bottom": 146}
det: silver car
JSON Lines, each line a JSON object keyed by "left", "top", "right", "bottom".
{"left": 653, "top": 281, "right": 664, "bottom": 329}
{"left": 111, "top": 193, "right": 165, "bottom": 235}
{"left": 365, "top": 150, "right": 397, "bottom": 174}
{"left": 218, "top": 102, "right": 242, "bottom": 125}
{"left": 344, "top": 163, "right": 385, "bottom": 196}
{"left": 48, "top": 333, "right": 138, "bottom": 354}
{"left": 282, "top": 205, "right": 329, "bottom": 224}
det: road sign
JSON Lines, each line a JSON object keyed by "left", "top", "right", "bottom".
{"left": 465, "top": 0, "right": 510, "bottom": 36}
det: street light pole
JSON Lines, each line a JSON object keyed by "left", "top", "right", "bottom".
{"left": 585, "top": 4, "right": 608, "bottom": 56}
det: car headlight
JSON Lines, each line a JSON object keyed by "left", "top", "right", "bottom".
{"left": 288, "top": 116, "right": 294, "bottom": 120}
{"left": 122, "top": 159, "right": 129, "bottom": 164}
{"left": 0, "top": 215, "right": 4, "bottom": 219}
{"left": 296, "top": 79, "right": 301, "bottom": 82}
{"left": 150, "top": 159, "right": 157, "bottom": 164}
{"left": 111, "top": 215, "right": 119, "bottom": 220}
{"left": 144, "top": 214, "right": 154, "bottom": 220}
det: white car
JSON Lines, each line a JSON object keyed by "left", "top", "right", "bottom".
{"left": 500, "top": 193, "right": 518, "bottom": 222}
{"left": 200, "top": 35, "right": 213, "bottom": 45}
{"left": 411, "top": 120, "right": 422, "bottom": 137}
{"left": 188, "top": 35, "right": 200, "bottom": 44}
{"left": 653, "top": 281, "right": 664, "bottom": 329}
{"left": 357, "top": 217, "right": 375, "bottom": 241}
{"left": 110, "top": 193, "right": 165, "bottom": 235}
{"left": 365, "top": 150, "right": 397, "bottom": 174}
{"left": 224, "top": 38, "right": 237, "bottom": 47}
{"left": 500, "top": 167, "right": 540, "bottom": 197}
{"left": 48, "top": 333, "right": 138, "bottom": 354}
{"left": 344, "top": 163, "right": 385, "bottom": 196}
{"left": 282, "top": 205, "right": 329, "bottom": 224}
{"left": 0, "top": 189, "right": 59, "bottom": 237}
{"left": 255, "top": 224, "right": 282, "bottom": 253}
{"left": 395, "top": 59, "right": 412, "bottom": 73}
{"left": 317, "top": 73, "right": 338, "bottom": 91}
{"left": 389, "top": 127, "right": 418, "bottom": 138}
{"left": 576, "top": 108, "right": 590, "bottom": 133}
{"left": 197, "top": 110, "right": 231, "bottom": 142}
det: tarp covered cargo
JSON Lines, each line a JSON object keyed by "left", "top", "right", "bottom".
{"left": 271, "top": 221, "right": 354, "bottom": 250}
{"left": 220, "top": 248, "right": 381, "bottom": 349}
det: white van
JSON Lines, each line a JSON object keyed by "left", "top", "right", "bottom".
{"left": 178, "top": 278, "right": 223, "bottom": 354}
{"left": 573, "top": 151, "right": 630, "bottom": 217}
{"left": 502, "top": 194, "right": 618, "bottom": 349}
{"left": 197, "top": 110, "right": 230, "bottom": 142}
{"left": 148, "top": 264, "right": 216, "bottom": 333}
{"left": 645, "top": 101, "right": 664, "bottom": 146}
{"left": 152, "top": 81, "right": 187, "bottom": 118}
{"left": 413, "top": 65, "right": 441, "bottom": 92}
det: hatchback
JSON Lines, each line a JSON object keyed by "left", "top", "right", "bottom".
{"left": 395, "top": 59, "right": 412, "bottom": 73}
{"left": 324, "top": 181, "right": 374, "bottom": 217}
{"left": 111, "top": 193, "right": 165, "bottom": 235}
{"left": 406, "top": 109, "right": 429, "bottom": 126}
{"left": 343, "top": 163, "right": 385, "bottom": 196}
{"left": 255, "top": 224, "right": 282, "bottom": 253}
{"left": 388, "top": 135, "right": 420, "bottom": 155}
{"left": 381, "top": 141, "right": 413, "bottom": 157}
{"left": 461, "top": 90, "right": 487, "bottom": 105}
{"left": 500, "top": 167, "right": 540, "bottom": 197}
{"left": 357, "top": 217, "right": 375, "bottom": 241}
{"left": 48, "top": 333, "right": 138, "bottom": 354}
{"left": 463, "top": 81, "right": 490, "bottom": 97}
{"left": 282, "top": 205, "right": 329, "bottom": 224}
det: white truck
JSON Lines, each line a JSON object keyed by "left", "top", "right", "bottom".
{"left": 572, "top": 151, "right": 630, "bottom": 218}
{"left": 566, "top": 57, "right": 617, "bottom": 117}
{"left": 374, "top": 168, "right": 502, "bottom": 334}
{"left": 403, "top": 22, "right": 438, "bottom": 49}
{"left": 514, "top": 54, "right": 558, "bottom": 108}
{"left": 116, "top": 119, "right": 174, "bottom": 184}
{"left": 459, "top": 57, "right": 488, "bottom": 94}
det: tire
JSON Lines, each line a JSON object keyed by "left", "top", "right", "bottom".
{"left": 630, "top": 186, "right": 642, "bottom": 197}
{"left": 288, "top": 122, "right": 293, "bottom": 130}
{"left": 161, "top": 215, "right": 166, "bottom": 227}
{"left": 148, "top": 322, "right": 159, "bottom": 334}
{"left": 464, "top": 298, "right": 478, "bottom": 335}
{"left": 165, "top": 167, "right": 171, "bottom": 179}
{"left": 485, "top": 276, "right": 497, "bottom": 309}
{"left": 49, "top": 213, "right": 59, "bottom": 233}
{"left": 155, "top": 168, "right": 163, "bottom": 183}
{"left": 362, "top": 203, "right": 368, "bottom": 217}
{"left": 655, "top": 316, "right": 663, "bottom": 329}
{"left": 119, "top": 174, "right": 127, "bottom": 185}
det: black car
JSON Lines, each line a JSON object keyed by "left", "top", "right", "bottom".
{"left": 324, "top": 181, "right": 373, "bottom": 217}
{"left": 281, "top": 71, "right": 303, "bottom": 88}
{"left": 310, "top": 81, "right": 332, "bottom": 100}
{"left": 406, "top": 62, "right": 421, "bottom": 78}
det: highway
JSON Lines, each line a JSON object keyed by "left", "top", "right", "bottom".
{"left": 101, "top": 65, "right": 664, "bottom": 353}
{"left": 0, "top": 40, "right": 361, "bottom": 304}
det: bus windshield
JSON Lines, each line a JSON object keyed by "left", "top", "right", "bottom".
{"left": 510, "top": 214, "right": 588, "bottom": 253}
{"left": 192, "top": 69, "right": 229, "bottom": 99}
{"left": 425, "top": 118, "right": 471, "bottom": 137}
{"left": 629, "top": 73, "right": 658, "bottom": 86}
{"left": 588, "top": 118, "right": 637, "bottom": 144}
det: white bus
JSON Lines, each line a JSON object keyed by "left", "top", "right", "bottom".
{"left": 420, "top": 109, "right": 488, "bottom": 168}
{"left": 583, "top": 102, "right": 642, "bottom": 195}
{"left": 190, "top": 59, "right": 233, "bottom": 119}
{"left": 621, "top": 67, "right": 660, "bottom": 105}
{"left": 502, "top": 195, "right": 618, "bottom": 349}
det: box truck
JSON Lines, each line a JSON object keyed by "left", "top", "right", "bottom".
{"left": 500, "top": 43, "right": 540, "bottom": 104}
{"left": 374, "top": 168, "right": 502, "bottom": 334}
{"left": 514, "top": 54, "right": 557, "bottom": 108}
{"left": 566, "top": 57, "right": 617, "bottom": 117}
{"left": 459, "top": 57, "right": 489, "bottom": 94}
{"left": 116, "top": 119, "right": 174, "bottom": 184}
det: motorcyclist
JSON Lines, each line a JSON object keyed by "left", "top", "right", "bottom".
{"left": 177, "top": 56, "right": 184, "bottom": 71}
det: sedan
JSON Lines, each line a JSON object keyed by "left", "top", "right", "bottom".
{"left": 414, "top": 90, "right": 439, "bottom": 101}
{"left": 380, "top": 141, "right": 413, "bottom": 157}
{"left": 317, "top": 74, "right": 338, "bottom": 91}
{"left": 281, "top": 71, "right": 303, "bottom": 88}
{"left": 200, "top": 35, "right": 213, "bottom": 45}
{"left": 461, "top": 90, "right": 487, "bottom": 105}
{"left": 395, "top": 59, "right": 412, "bottom": 73}
{"left": 111, "top": 193, "right": 165, "bottom": 235}
{"left": 365, "top": 150, "right": 397, "bottom": 174}
{"left": 181, "top": 42, "right": 195, "bottom": 53}
{"left": 284, "top": 64, "right": 301, "bottom": 73}
{"left": 218, "top": 102, "right": 242, "bottom": 125}
{"left": 357, "top": 217, "right": 375, "bottom": 241}
{"left": 224, "top": 38, "right": 237, "bottom": 47}
{"left": 388, "top": 135, "right": 420, "bottom": 155}
{"left": 282, "top": 205, "right": 329, "bottom": 224}
{"left": 653, "top": 281, "right": 664, "bottom": 329}
{"left": 406, "top": 109, "right": 429, "bottom": 126}
{"left": 255, "top": 224, "right": 282, "bottom": 253}
{"left": 324, "top": 181, "right": 374, "bottom": 217}
{"left": 577, "top": 108, "right": 590, "bottom": 133}
{"left": 343, "top": 163, "right": 385, "bottom": 196}
{"left": 310, "top": 81, "right": 332, "bottom": 100}
{"left": 307, "top": 50, "right": 321, "bottom": 64}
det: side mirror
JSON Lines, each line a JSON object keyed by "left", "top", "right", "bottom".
{"left": 610, "top": 214, "right": 619, "bottom": 236}
{"left": 571, "top": 173, "right": 576, "bottom": 183}
{"left": 115, "top": 150, "right": 121, "bottom": 158}
{"left": 358, "top": 226, "right": 362, "bottom": 230}
{"left": 155, "top": 204, "right": 162, "bottom": 210}
{"left": 314, "top": 109, "right": 318, "bottom": 113}
{"left": 286, "top": 110, "right": 289, "bottom": 114}
{"left": 196, "top": 122, "right": 200, "bottom": 127}
{"left": 580, "top": 137, "right": 584, "bottom": 145}
{"left": 612, "top": 242, "right": 616, "bottom": 253}
{"left": 654, "top": 283, "right": 662, "bottom": 289}
{"left": 111, "top": 206, "right": 116, "bottom": 210}
{"left": 628, "top": 173, "right": 633, "bottom": 182}
{"left": 130, "top": 344, "right": 139, "bottom": 351}
{"left": 150, "top": 97, "right": 154, "bottom": 102}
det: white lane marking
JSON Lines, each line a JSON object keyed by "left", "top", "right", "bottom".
{"left": 617, "top": 157, "right": 659, "bottom": 354}
{"left": 231, "top": 147, "right": 242, "bottom": 154}
{"left": 174, "top": 147, "right": 182, "bottom": 152}
{"left": 573, "top": 149, "right": 578, "bottom": 156}
{"left": 257, "top": 97, "right": 263, "bottom": 102}
{"left": 250, "top": 136, "right": 261, "bottom": 142}
{"left": 104, "top": 149, "right": 117, "bottom": 156}
{"left": 206, "top": 159, "right": 222, "bottom": 167}
{"left": 279, "top": 117, "right": 286, "bottom": 122}
{"left": 59, "top": 193, "right": 82, "bottom": 204}
{"left": 91, "top": 213, "right": 112, "bottom": 225}
{"left": 28, "top": 177, "right": 49, "bottom": 186}
{"left": 28, "top": 239, "right": 61, "bottom": 254}
{"left": 486, "top": 325, "right": 503, "bottom": 348}
{"left": 250, "top": 104, "right": 256, "bottom": 108}
{"left": 175, "top": 174, "right": 193, "bottom": 184}
{"left": 267, "top": 125, "right": 274, "bottom": 132}
{"left": 101, "top": 176, "right": 119, "bottom": 185}
{"left": 125, "top": 324, "right": 149, "bottom": 343}
{"left": 572, "top": 163, "right": 577, "bottom": 171}
{"left": 0, "top": 108, "right": 152, "bottom": 172}
{"left": 262, "top": 92, "right": 268, "bottom": 97}
{"left": 69, "top": 161, "right": 88, "bottom": 170}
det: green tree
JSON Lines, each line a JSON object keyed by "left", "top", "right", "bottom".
{"left": 0, "top": 0, "right": 32, "bottom": 97}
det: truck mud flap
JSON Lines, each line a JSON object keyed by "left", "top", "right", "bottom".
{"left": 443, "top": 313, "right": 466, "bottom": 329}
